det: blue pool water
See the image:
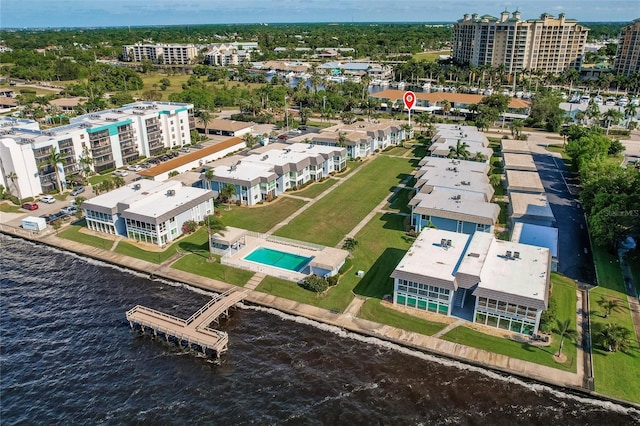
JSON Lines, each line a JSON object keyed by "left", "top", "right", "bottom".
{"left": 244, "top": 247, "right": 312, "bottom": 272}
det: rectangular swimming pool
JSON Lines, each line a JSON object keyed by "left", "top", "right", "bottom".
{"left": 243, "top": 247, "right": 312, "bottom": 272}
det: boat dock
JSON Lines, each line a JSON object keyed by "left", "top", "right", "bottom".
{"left": 126, "top": 288, "right": 248, "bottom": 358}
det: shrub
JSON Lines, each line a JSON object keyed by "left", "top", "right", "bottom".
{"left": 22, "top": 196, "right": 34, "bottom": 203}
{"left": 539, "top": 297, "right": 557, "bottom": 333}
{"left": 181, "top": 220, "right": 198, "bottom": 234}
{"left": 299, "top": 275, "right": 328, "bottom": 293}
{"left": 327, "top": 275, "right": 338, "bottom": 287}
{"left": 235, "top": 200, "right": 242, "bottom": 206}
{"left": 6, "top": 195, "right": 19, "bottom": 205}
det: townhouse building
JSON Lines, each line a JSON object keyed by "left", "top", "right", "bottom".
{"left": 452, "top": 11, "right": 589, "bottom": 74}
{"left": 200, "top": 143, "right": 347, "bottom": 206}
{"left": 392, "top": 228, "right": 550, "bottom": 335}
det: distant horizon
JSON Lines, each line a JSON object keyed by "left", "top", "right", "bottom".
{"left": 1, "top": 0, "right": 638, "bottom": 29}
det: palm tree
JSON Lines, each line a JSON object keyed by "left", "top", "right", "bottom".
{"left": 447, "top": 140, "right": 471, "bottom": 159}
{"left": 47, "top": 148, "right": 65, "bottom": 193}
{"left": 112, "top": 175, "right": 126, "bottom": 188}
{"left": 554, "top": 319, "right": 578, "bottom": 358}
{"left": 6, "top": 171, "right": 21, "bottom": 205}
{"left": 342, "top": 237, "right": 358, "bottom": 252}
{"left": 473, "top": 151, "right": 486, "bottom": 162}
{"left": 204, "top": 214, "right": 226, "bottom": 260}
{"left": 599, "top": 323, "right": 632, "bottom": 352}
{"left": 203, "top": 169, "right": 215, "bottom": 191}
{"left": 221, "top": 183, "right": 237, "bottom": 210}
{"left": 510, "top": 119, "right": 524, "bottom": 140}
{"left": 309, "top": 74, "right": 322, "bottom": 95}
{"left": 598, "top": 297, "right": 620, "bottom": 318}
{"left": 337, "top": 131, "right": 348, "bottom": 148}
{"left": 586, "top": 102, "right": 601, "bottom": 127}
{"left": 441, "top": 99, "right": 451, "bottom": 119}
{"left": 624, "top": 103, "right": 637, "bottom": 125}
{"left": 603, "top": 108, "right": 624, "bottom": 135}
{"left": 198, "top": 110, "right": 212, "bottom": 136}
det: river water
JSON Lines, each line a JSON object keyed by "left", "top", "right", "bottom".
{"left": 1, "top": 235, "right": 638, "bottom": 425}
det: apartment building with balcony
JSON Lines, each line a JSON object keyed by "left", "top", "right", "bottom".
{"left": 0, "top": 102, "right": 194, "bottom": 199}
{"left": 614, "top": 19, "right": 640, "bottom": 76}
{"left": 122, "top": 43, "right": 199, "bottom": 65}
{"left": 452, "top": 10, "right": 589, "bottom": 74}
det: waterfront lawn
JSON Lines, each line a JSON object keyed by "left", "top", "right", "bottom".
{"left": 274, "top": 156, "right": 413, "bottom": 246}
{"left": 293, "top": 178, "right": 338, "bottom": 199}
{"left": 359, "top": 301, "right": 447, "bottom": 336}
{"left": 386, "top": 187, "right": 412, "bottom": 214}
{"left": 113, "top": 228, "right": 208, "bottom": 264}
{"left": 171, "top": 253, "right": 253, "bottom": 286}
{"left": 220, "top": 197, "right": 307, "bottom": 233}
{"left": 441, "top": 273, "right": 578, "bottom": 372}
{"left": 590, "top": 245, "right": 640, "bottom": 403}
{"left": 58, "top": 223, "right": 112, "bottom": 250}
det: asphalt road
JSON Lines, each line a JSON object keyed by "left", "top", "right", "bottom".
{"left": 531, "top": 152, "right": 596, "bottom": 285}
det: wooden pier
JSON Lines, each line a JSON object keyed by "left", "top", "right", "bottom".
{"left": 126, "top": 289, "right": 248, "bottom": 358}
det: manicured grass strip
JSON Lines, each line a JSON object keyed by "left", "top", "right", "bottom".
{"left": 292, "top": 178, "right": 338, "bottom": 199}
{"left": 412, "top": 144, "right": 429, "bottom": 159}
{"left": 275, "top": 156, "right": 414, "bottom": 246}
{"left": 381, "top": 146, "right": 410, "bottom": 156}
{"left": 387, "top": 187, "right": 412, "bottom": 214}
{"left": 171, "top": 253, "right": 253, "bottom": 286}
{"left": 359, "top": 300, "right": 447, "bottom": 336}
{"left": 220, "top": 197, "right": 306, "bottom": 233}
{"left": 441, "top": 273, "right": 578, "bottom": 372}
{"left": 590, "top": 245, "right": 640, "bottom": 403}
{"left": 58, "top": 223, "right": 112, "bottom": 250}
{"left": 113, "top": 228, "right": 209, "bottom": 264}
{"left": 336, "top": 160, "right": 364, "bottom": 176}
{"left": 0, "top": 202, "right": 22, "bottom": 213}
{"left": 88, "top": 174, "right": 115, "bottom": 186}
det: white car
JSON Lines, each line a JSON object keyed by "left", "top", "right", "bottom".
{"left": 114, "top": 170, "right": 129, "bottom": 177}
{"left": 127, "top": 165, "right": 143, "bottom": 172}
{"left": 40, "top": 195, "right": 56, "bottom": 204}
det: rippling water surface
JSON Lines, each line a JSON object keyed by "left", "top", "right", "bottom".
{"left": 1, "top": 236, "right": 638, "bottom": 425}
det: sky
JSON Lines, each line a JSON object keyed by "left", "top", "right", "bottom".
{"left": 1, "top": 0, "right": 639, "bottom": 28}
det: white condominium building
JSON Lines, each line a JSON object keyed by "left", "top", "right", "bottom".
{"left": 453, "top": 10, "right": 589, "bottom": 74}
{"left": 0, "top": 102, "right": 194, "bottom": 199}
{"left": 122, "top": 43, "right": 199, "bottom": 64}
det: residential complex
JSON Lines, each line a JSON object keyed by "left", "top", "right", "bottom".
{"left": 452, "top": 11, "right": 589, "bottom": 74}
{"left": 82, "top": 180, "right": 214, "bottom": 246}
{"left": 0, "top": 102, "right": 194, "bottom": 198}
{"left": 204, "top": 44, "right": 252, "bottom": 66}
{"left": 614, "top": 19, "right": 640, "bottom": 76}
{"left": 122, "top": 43, "right": 199, "bottom": 65}
{"left": 392, "top": 228, "right": 550, "bottom": 335}
{"left": 200, "top": 142, "right": 347, "bottom": 206}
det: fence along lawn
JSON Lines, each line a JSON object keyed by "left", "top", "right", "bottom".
{"left": 274, "top": 156, "right": 414, "bottom": 247}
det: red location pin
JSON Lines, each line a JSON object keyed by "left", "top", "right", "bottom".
{"left": 403, "top": 91, "right": 416, "bottom": 110}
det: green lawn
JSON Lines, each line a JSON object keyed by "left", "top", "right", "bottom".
{"left": 412, "top": 50, "right": 450, "bottom": 61}
{"left": 386, "top": 187, "right": 412, "bottom": 214}
{"left": 359, "top": 301, "right": 447, "bottom": 336}
{"left": 58, "top": 222, "right": 113, "bottom": 250}
{"left": 381, "top": 146, "right": 410, "bottom": 156}
{"left": 292, "top": 178, "right": 338, "bottom": 199}
{"left": 88, "top": 174, "right": 115, "bottom": 185}
{"left": 491, "top": 174, "right": 505, "bottom": 197}
{"left": 274, "top": 156, "right": 414, "bottom": 246}
{"left": 442, "top": 273, "right": 578, "bottom": 372}
{"left": 219, "top": 197, "right": 307, "bottom": 233}
{"left": 0, "top": 202, "right": 21, "bottom": 213}
{"left": 337, "top": 160, "right": 365, "bottom": 176}
{"left": 113, "top": 228, "right": 210, "bottom": 264}
{"left": 171, "top": 253, "right": 253, "bottom": 286}
{"left": 590, "top": 245, "right": 640, "bottom": 403}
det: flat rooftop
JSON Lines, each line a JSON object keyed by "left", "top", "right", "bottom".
{"left": 410, "top": 189, "right": 499, "bottom": 225}
{"left": 506, "top": 170, "right": 544, "bottom": 193}
{"left": 416, "top": 168, "right": 493, "bottom": 201}
{"left": 509, "top": 192, "right": 555, "bottom": 221}
{"left": 392, "top": 228, "right": 471, "bottom": 285}
{"left": 501, "top": 139, "right": 531, "bottom": 154}
{"left": 503, "top": 153, "right": 537, "bottom": 171}
{"left": 417, "top": 156, "right": 490, "bottom": 175}
{"left": 511, "top": 222, "right": 559, "bottom": 259}
{"left": 477, "top": 239, "right": 550, "bottom": 309}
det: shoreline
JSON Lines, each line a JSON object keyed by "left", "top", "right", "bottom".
{"left": 2, "top": 226, "right": 639, "bottom": 411}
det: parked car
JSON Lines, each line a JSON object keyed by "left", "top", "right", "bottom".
{"left": 70, "top": 186, "right": 85, "bottom": 196}
{"left": 61, "top": 206, "right": 78, "bottom": 215}
{"left": 22, "top": 202, "right": 39, "bottom": 211}
{"left": 127, "top": 165, "right": 143, "bottom": 172}
{"left": 40, "top": 195, "right": 56, "bottom": 204}
{"left": 114, "top": 169, "right": 129, "bottom": 177}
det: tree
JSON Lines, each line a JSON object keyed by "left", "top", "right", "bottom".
{"left": 553, "top": 319, "right": 578, "bottom": 358}
{"left": 112, "top": 175, "right": 126, "bottom": 188}
{"left": 342, "top": 237, "right": 358, "bottom": 252}
{"left": 510, "top": 119, "right": 524, "bottom": 139}
{"left": 598, "top": 297, "right": 620, "bottom": 318}
{"left": 337, "top": 131, "right": 348, "bottom": 148}
{"left": 198, "top": 110, "right": 212, "bottom": 136}
{"left": 203, "top": 169, "right": 215, "bottom": 190}
{"left": 441, "top": 99, "right": 451, "bottom": 118}
{"left": 47, "top": 148, "right": 66, "bottom": 193}
{"left": 221, "top": 183, "right": 237, "bottom": 210}
{"left": 300, "top": 275, "right": 328, "bottom": 293}
{"left": 6, "top": 171, "right": 21, "bottom": 205}
{"left": 473, "top": 151, "right": 486, "bottom": 162}
{"left": 447, "top": 140, "right": 471, "bottom": 160}
{"left": 599, "top": 323, "right": 632, "bottom": 352}
{"left": 603, "top": 108, "right": 624, "bottom": 135}
{"left": 204, "top": 214, "right": 226, "bottom": 260}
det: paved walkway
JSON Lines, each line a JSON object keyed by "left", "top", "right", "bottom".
{"left": 432, "top": 319, "right": 465, "bottom": 339}
{"left": 245, "top": 273, "right": 266, "bottom": 291}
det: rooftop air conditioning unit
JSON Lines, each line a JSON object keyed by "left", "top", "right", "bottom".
{"left": 514, "top": 251, "right": 520, "bottom": 259}
{"left": 440, "top": 238, "right": 447, "bottom": 247}
{"left": 133, "top": 183, "right": 141, "bottom": 190}
{"left": 506, "top": 250, "right": 512, "bottom": 258}
{"left": 167, "top": 189, "right": 176, "bottom": 196}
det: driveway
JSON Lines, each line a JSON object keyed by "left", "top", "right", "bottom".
{"left": 527, "top": 134, "right": 596, "bottom": 284}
